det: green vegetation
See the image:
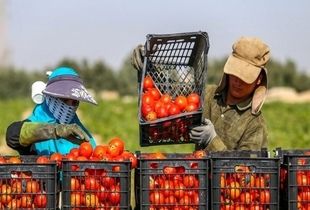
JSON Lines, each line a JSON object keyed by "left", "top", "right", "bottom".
{"left": 1, "top": 98, "right": 309, "bottom": 155}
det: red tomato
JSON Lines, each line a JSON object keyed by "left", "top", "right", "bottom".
{"left": 36, "top": 156, "right": 49, "bottom": 164}
{"left": 226, "top": 181, "right": 241, "bottom": 200}
{"left": 85, "top": 177, "right": 100, "bottom": 190}
{"left": 108, "top": 137, "right": 125, "bottom": 157}
{"left": 175, "top": 95, "right": 188, "bottom": 111}
{"left": 20, "top": 195, "right": 32, "bottom": 208}
{"left": 141, "top": 103, "right": 154, "bottom": 117}
{"left": 85, "top": 193, "right": 99, "bottom": 207}
{"left": 69, "top": 148, "right": 80, "bottom": 158}
{"left": 122, "top": 151, "right": 138, "bottom": 169}
{"left": 7, "top": 198, "right": 21, "bottom": 209}
{"left": 259, "top": 190, "right": 270, "bottom": 203}
{"left": 71, "top": 192, "right": 81, "bottom": 206}
{"left": 34, "top": 194, "right": 47, "bottom": 208}
{"left": 193, "top": 150, "right": 207, "bottom": 158}
{"left": 168, "top": 104, "right": 181, "bottom": 116}
{"left": 185, "top": 102, "right": 199, "bottom": 112}
{"left": 156, "top": 106, "right": 169, "bottom": 118}
{"left": 148, "top": 88, "right": 161, "bottom": 100}
{"left": 183, "top": 175, "right": 196, "bottom": 188}
{"left": 101, "top": 176, "right": 116, "bottom": 187}
{"left": 0, "top": 156, "right": 6, "bottom": 163}
{"left": 97, "top": 185, "right": 109, "bottom": 202}
{"left": 149, "top": 191, "right": 165, "bottom": 205}
{"left": 160, "top": 94, "right": 172, "bottom": 104}
{"left": 187, "top": 93, "right": 200, "bottom": 105}
{"left": 7, "top": 156, "right": 22, "bottom": 164}
{"left": 163, "top": 166, "right": 177, "bottom": 175}
{"left": 109, "top": 185, "right": 121, "bottom": 205}
{"left": 143, "top": 75, "right": 155, "bottom": 90}
{"left": 79, "top": 142, "right": 93, "bottom": 158}
{"left": 50, "top": 152, "right": 63, "bottom": 167}
{"left": 26, "top": 180, "right": 40, "bottom": 193}
{"left": 142, "top": 93, "right": 155, "bottom": 107}
{"left": 71, "top": 177, "right": 80, "bottom": 191}
{"left": 93, "top": 145, "right": 108, "bottom": 159}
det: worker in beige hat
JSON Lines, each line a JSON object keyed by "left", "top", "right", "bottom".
{"left": 190, "top": 36, "right": 270, "bottom": 151}
{"left": 131, "top": 36, "right": 270, "bottom": 151}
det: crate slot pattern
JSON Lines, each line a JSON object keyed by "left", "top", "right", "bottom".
{"left": 135, "top": 153, "right": 209, "bottom": 210}
{"left": 0, "top": 158, "right": 57, "bottom": 209}
{"left": 62, "top": 160, "right": 131, "bottom": 209}
{"left": 211, "top": 157, "right": 280, "bottom": 210}
{"left": 138, "top": 32, "right": 209, "bottom": 146}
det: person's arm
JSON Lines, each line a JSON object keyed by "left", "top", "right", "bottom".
{"left": 6, "top": 120, "right": 35, "bottom": 155}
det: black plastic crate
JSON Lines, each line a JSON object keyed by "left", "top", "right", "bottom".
{"left": 62, "top": 160, "right": 131, "bottom": 209}
{"left": 210, "top": 151, "right": 280, "bottom": 210}
{"left": 275, "top": 148, "right": 310, "bottom": 210}
{"left": 138, "top": 31, "right": 210, "bottom": 146}
{"left": 135, "top": 152, "right": 209, "bottom": 210}
{"left": 0, "top": 155, "right": 57, "bottom": 209}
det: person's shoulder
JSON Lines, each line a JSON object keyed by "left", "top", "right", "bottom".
{"left": 205, "top": 84, "right": 218, "bottom": 94}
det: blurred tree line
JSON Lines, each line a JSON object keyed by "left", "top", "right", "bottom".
{"left": 0, "top": 55, "right": 309, "bottom": 99}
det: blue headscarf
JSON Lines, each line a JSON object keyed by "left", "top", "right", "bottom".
{"left": 27, "top": 67, "right": 96, "bottom": 155}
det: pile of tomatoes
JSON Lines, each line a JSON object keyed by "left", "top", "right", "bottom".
{"left": 139, "top": 150, "right": 207, "bottom": 209}
{"left": 219, "top": 165, "right": 271, "bottom": 210}
{"left": 0, "top": 156, "right": 48, "bottom": 208}
{"left": 141, "top": 75, "right": 201, "bottom": 122}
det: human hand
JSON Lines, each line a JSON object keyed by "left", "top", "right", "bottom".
{"left": 55, "top": 124, "right": 90, "bottom": 145}
{"left": 190, "top": 119, "right": 217, "bottom": 147}
{"left": 131, "top": 44, "right": 145, "bottom": 71}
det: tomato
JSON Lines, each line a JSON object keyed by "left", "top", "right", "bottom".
{"left": 185, "top": 102, "right": 199, "bottom": 112}
{"left": 69, "top": 148, "right": 80, "bottom": 158}
{"left": 163, "top": 166, "right": 177, "bottom": 175}
{"left": 297, "top": 173, "right": 308, "bottom": 186}
{"left": 109, "top": 185, "right": 121, "bottom": 205}
{"left": 179, "top": 195, "right": 191, "bottom": 205}
{"left": 175, "top": 95, "right": 188, "bottom": 111}
{"left": 149, "top": 191, "right": 164, "bottom": 205}
{"left": 149, "top": 152, "right": 166, "bottom": 159}
{"left": 20, "top": 195, "right": 32, "bottom": 208}
{"left": 156, "top": 106, "right": 169, "bottom": 118}
{"left": 122, "top": 151, "right": 138, "bottom": 169}
{"left": 79, "top": 142, "right": 93, "bottom": 158}
{"left": 255, "top": 176, "right": 266, "bottom": 188}
{"left": 71, "top": 192, "right": 81, "bottom": 206}
{"left": 36, "top": 155, "right": 49, "bottom": 164}
{"left": 160, "top": 94, "right": 172, "bottom": 104}
{"left": 239, "top": 192, "right": 251, "bottom": 204}
{"left": 50, "top": 152, "right": 63, "bottom": 167}
{"left": 26, "top": 180, "right": 40, "bottom": 193}
{"left": 143, "top": 75, "right": 155, "bottom": 90}
{"left": 183, "top": 175, "right": 196, "bottom": 188}
{"left": 97, "top": 185, "right": 109, "bottom": 202}
{"left": 168, "top": 104, "right": 181, "bottom": 116}
{"left": 108, "top": 137, "right": 125, "bottom": 157}
{"left": 164, "top": 195, "right": 176, "bottom": 205}
{"left": 71, "top": 177, "right": 80, "bottom": 191}
{"left": 174, "top": 182, "right": 185, "bottom": 198}
{"left": 85, "top": 177, "right": 100, "bottom": 190}
{"left": 259, "top": 190, "right": 270, "bottom": 203}
{"left": 7, "top": 198, "right": 21, "bottom": 209}
{"left": 0, "top": 156, "right": 6, "bottom": 163}
{"left": 85, "top": 193, "right": 99, "bottom": 207}
{"left": 142, "top": 93, "right": 155, "bottom": 107}
{"left": 226, "top": 181, "right": 241, "bottom": 200}
{"left": 187, "top": 93, "right": 200, "bottom": 105}
{"left": 7, "top": 156, "right": 22, "bottom": 164}
{"left": 141, "top": 103, "right": 154, "bottom": 117}
{"left": 193, "top": 150, "right": 207, "bottom": 158}
{"left": 11, "top": 180, "right": 22, "bottom": 194}
{"left": 147, "top": 88, "right": 161, "bottom": 100}
{"left": 93, "top": 145, "right": 108, "bottom": 159}
{"left": 101, "top": 176, "right": 116, "bottom": 187}
{"left": 1, "top": 184, "right": 12, "bottom": 205}
{"left": 146, "top": 111, "right": 157, "bottom": 121}
{"left": 34, "top": 194, "right": 47, "bottom": 208}
{"left": 154, "top": 100, "right": 164, "bottom": 113}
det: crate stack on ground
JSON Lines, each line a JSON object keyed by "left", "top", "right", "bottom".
{"left": 138, "top": 31, "right": 209, "bottom": 146}
{"left": 135, "top": 152, "right": 209, "bottom": 210}
{"left": 275, "top": 148, "right": 310, "bottom": 210}
{"left": 0, "top": 155, "right": 58, "bottom": 209}
{"left": 210, "top": 150, "right": 280, "bottom": 210}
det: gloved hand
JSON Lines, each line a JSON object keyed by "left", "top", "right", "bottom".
{"left": 190, "top": 119, "right": 217, "bottom": 147}
{"left": 131, "top": 44, "right": 145, "bottom": 71}
{"left": 20, "top": 122, "right": 90, "bottom": 147}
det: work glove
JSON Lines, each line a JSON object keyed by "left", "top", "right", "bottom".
{"left": 20, "top": 122, "right": 90, "bottom": 147}
{"left": 131, "top": 44, "right": 145, "bottom": 71}
{"left": 190, "top": 119, "right": 217, "bottom": 147}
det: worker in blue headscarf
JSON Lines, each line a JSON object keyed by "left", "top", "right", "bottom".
{"left": 6, "top": 66, "right": 97, "bottom": 155}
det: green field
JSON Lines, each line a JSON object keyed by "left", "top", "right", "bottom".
{"left": 0, "top": 98, "right": 310, "bottom": 155}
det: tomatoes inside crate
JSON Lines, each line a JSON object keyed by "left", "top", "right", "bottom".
{"left": 61, "top": 160, "right": 131, "bottom": 210}
{"left": 138, "top": 31, "right": 210, "bottom": 146}
{"left": 135, "top": 152, "right": 209, "bottom": 210}
{"left": 210, "top": 151, "right": 280, "bottom": 210}
{"left": 0, "top": 155, "right": 57, "bottom": 209}
{"left": 276, "top": 149, "right": 310, "bottom": 210}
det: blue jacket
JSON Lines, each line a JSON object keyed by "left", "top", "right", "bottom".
{"left": 27, "top": 102, "right": 96, "bottom": 155}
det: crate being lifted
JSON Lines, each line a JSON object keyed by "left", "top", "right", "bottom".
{"left": 138, "top": 31, "right": 210, "bottom": 146}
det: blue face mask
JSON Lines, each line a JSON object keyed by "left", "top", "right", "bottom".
{"left": 45, "top": 95, "right": 78, "bottom": 124}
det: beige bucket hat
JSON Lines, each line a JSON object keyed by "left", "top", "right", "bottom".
{"left": 217, "top": 37, "right": 271, "bottom": 114}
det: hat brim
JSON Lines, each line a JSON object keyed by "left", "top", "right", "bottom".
{"left": 224, "top": 55, "right": 261, "bottom": 84}
{"left": 42, "top": 76, "right": 97, "bottom": 105}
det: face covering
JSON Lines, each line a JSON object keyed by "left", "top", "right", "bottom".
{"left": 45, "top": 95, "right": 79, "bottom": 124}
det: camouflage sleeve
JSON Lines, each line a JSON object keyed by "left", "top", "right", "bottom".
{"left": 237, "top": 116, "right": 268, "bottom": 150}
{"left": 202, "top": 85, "right": 216, "bottom": 119}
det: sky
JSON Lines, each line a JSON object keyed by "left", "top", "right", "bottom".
{"left": 3, "top": 0, "right": 310, "bottom": 73}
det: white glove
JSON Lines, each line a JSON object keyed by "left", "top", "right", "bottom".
{"left": 190, "top": 119, "right": 217, "bottom": 147}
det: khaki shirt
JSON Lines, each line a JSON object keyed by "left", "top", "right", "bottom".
{"left": 203, "top": 85, "right": 267, "bottom": 152}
